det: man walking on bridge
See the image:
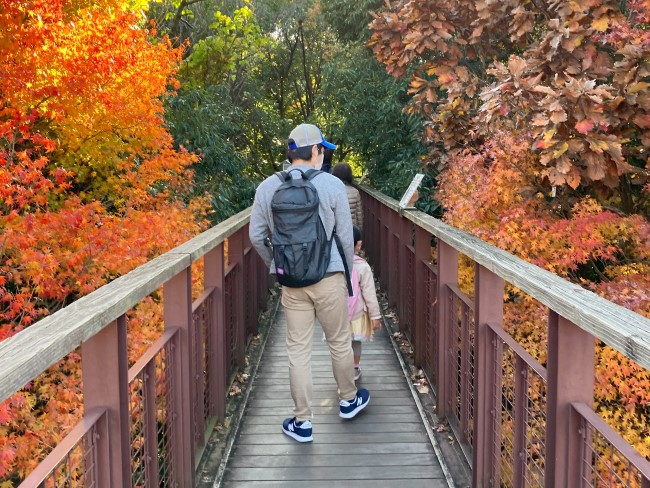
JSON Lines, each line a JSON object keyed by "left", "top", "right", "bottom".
{"left": 249, "top": 123, "right": 370, "bottom": 443}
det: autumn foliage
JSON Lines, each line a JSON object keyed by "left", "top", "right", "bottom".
{"left": 370, "top": 0, "right": 650, "bottom": 467}
{"left": 370, "top": 0, "right": 650, "bottom": 201}
{"left": 0, "top": 0, "right": 207, "bottom": 483}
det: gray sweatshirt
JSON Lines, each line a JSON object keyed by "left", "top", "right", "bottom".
{"left": 249, "top": 165, "right": 354, "bottom": 276}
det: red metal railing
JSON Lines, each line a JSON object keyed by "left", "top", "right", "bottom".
{"left": 572, "top": 403, "right": 650, "bottom": 488}
{"left": 20, "top": 409, "right": 106, "bottom": 487}
{"left": 488, "top": 323, "right": 547, "bottom": 487}
{"left": 360, "top": 186, "right": 650, "bottom": 488}
{"left": 128, "top": 329, "right": 177, "bottom": 487}
{"left": 1, "top": 210, "right": 268, "bottom": 487}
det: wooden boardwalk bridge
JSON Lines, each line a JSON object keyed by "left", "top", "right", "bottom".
{"left": 1, "top": 185, "right": 650, "bottom": 488}
{"left": 217, "top": 308, "right": 449, "bottom": 487}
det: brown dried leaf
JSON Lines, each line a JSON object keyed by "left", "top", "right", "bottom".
{"left": 550, "top": 110, "right": 568, "bottom": 124}
{"left": 532, "top": 85, "right": 556, "bottom": 96}
{"left": 532, "top": 114, "right": 550, "bottom": 126}
{"left": 585, "top": 153, "right": 606, "bottom": 180}
{"left": 508, "top": 55, "right": 527, "bottom": 78}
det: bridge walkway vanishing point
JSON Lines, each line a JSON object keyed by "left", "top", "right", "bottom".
{"left": 216, "top": 306, "right": 452, "bottom": 488}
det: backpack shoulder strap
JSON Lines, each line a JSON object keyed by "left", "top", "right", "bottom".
{"left": 280, "top": 168, "right": 311, "bottom": 181}
{"left": 304, "top": 169, "right": 322, "bottom": 181}
{"left": 333, "top": 228, "right": 354, "bottom": 297}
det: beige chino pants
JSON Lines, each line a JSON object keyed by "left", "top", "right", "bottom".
{"left": 281, "top": 273, "right": 357, "bottom": 421}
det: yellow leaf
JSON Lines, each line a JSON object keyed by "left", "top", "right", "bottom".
{"left": 543, "top": 128, "right": 557, "bottom": 142}
{"left": 629, "top": 82, "right": 650, "bottom": 94}
{"left": 552, "top": 142, "right": 569, "bottom": 158}
{"left": 592, "top": 17, "right": 609, "bottom": 32}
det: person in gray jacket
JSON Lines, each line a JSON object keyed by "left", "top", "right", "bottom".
{"left": 249, "top": 123, "right": 370, "bottom": 443}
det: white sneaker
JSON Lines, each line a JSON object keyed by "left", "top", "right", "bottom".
{"left": 339, "top": 388, "right": 370, "bottom": 419}
{"left": 282, "top": 417, "right": 313, "bottom": 443}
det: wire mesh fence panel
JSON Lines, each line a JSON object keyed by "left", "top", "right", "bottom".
{"left": 128, "top": 333, "right": 176, "bottom": 488}
{"left": 405, "top": 247, "right": 416, "bottom": 340}
{"left": 423, "top": 262, "right": 438, "bottom": 385}
{"left": 191, "top": 289, "right": 216, "bottom": 446}
{"left": 225, "top": 269, "right": 235, "bottom": 371}
{"left": 31, "top": 421, "right": 100, "bottom": 488}
{"left": 489, "top": 324, "right": 547, "bottom": 488}
{"left": 447, "top": 286, "right": 475, "bottom": 448}
{"left": 574, "top": 404, "right": 650, "bottom": 488}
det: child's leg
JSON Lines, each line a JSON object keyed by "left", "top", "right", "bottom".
{"left": 352, "top": 340, "right": 362, "bottom": 366}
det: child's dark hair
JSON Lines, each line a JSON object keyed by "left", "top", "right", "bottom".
{"left": 353, "top": 225, "right": 362, "bottom": 246}
{"left": 332, "top": 162, "right": 354, "bottom": 184}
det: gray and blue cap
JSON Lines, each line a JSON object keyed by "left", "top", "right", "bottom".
{"left": 287, "top": 123, "right": 336, "bottom": 150}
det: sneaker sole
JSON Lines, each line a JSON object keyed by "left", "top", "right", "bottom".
{"left": 282, "top": 427, "right": 313, "bottom": 443}
{"left": 339, "top": 395, "right": 370, "bottom": 419}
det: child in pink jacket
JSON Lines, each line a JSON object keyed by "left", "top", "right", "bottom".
{"left": 348, "top": 225, "right": 382, "bottom": 381}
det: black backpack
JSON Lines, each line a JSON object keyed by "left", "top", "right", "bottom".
{"left": 271, "top": 168, "right": 351, "bottom": 293}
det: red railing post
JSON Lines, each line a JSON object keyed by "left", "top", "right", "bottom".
{"left": 512, "top": 355, "right": 528, "bottom": 488}
{"left": 193, "top": 301, "right": 206, "bottom": 447}
{"left": 259, "top": 253, "right": 269, "bottom": 311}
{"left": 545, "top": 312, "right": 595, "bottom": 488}
{"left": 164, "top": 268, "right": 195, "bottom": 486}
{"left": 205, "top": 243, "right": 227, "bottom": 421}
{"left": 143, "top": 361, "right": 160, "bottom": 487}
{"left": 228, "top": 229, "right": 246, "bottom": 367}
{"left": 436, "top": 240, "right": 458, "bottom": 417}
{"left": 81, "top": 315, "right": 130, "bottom": 488}
{"left": 414, "top": 226, "right": 431, "bottom": 368}
{"left": 244, "top": 228, "right": 259, "bottom": 337}
{"left": 398, "top": 213, "right": 409, "bottom": 334}
{"left": 367, "top": 196, "right": 378, "bottom": 266}
{"left": 472, "top": 264, "right": 504, "bottom": 488}
{"left": 379, "top": 205, "right": 389, "bottom": 291}
{"left": 387, "top": 210, "right": 398, "bottom": 310}
{"left": 246, "top": 242, "right": 257, "bottom": 337}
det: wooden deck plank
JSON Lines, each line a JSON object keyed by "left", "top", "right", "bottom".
{"left": 243, "top": 405, "right": 420, "bottom": 416}
{"left": 251, "top": 378, "right": 409, "bottom": 387}
{"left": 230, "top": 442, "right": 435, "bottom": 456}
{"left": 238, "top": 422, "right": 427, "bottom": 435}
{"left": 234, "top": 432, "right": 431, "bottom": 445}
{"left": 228, "top": 453, "right": 438, "bottom": 468}
{"left": 219, "top": 307, "right": 447, "bottom": 487}
{"left": 248, "top": 386, "right": 412, "bottom": 396}
{"left": 249, "top": 389, "right": 414, "bottom": 399}
{"left": 224, "top": 466, "right": 442, "bottom": 481}
{"left": 241, "top": 413, "right": 425, "bottom": 425}
{"left": 223, "top": 481, "right": 442, "bottom": 488}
